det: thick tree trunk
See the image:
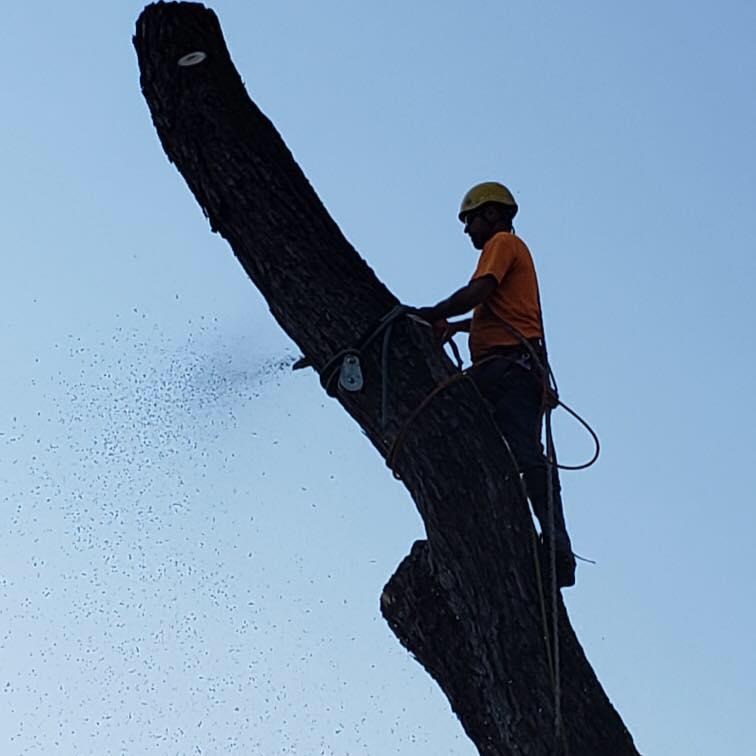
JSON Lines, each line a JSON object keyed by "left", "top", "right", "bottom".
{"left": 134, "top": 4, "right": 639, "bottom": 754}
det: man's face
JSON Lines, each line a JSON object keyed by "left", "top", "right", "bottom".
{"left": 463, "top": 206, "right": 494, "bottom": 250}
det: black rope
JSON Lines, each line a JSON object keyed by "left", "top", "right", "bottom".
{"left": 312, "top": 304, "right": 409, "bottom": 432}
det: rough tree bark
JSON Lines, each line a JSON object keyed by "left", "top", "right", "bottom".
{"left": 134, "top": 4, "right": 639, "bottom": 754}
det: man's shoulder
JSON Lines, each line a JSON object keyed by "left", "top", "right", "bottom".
{"left": 483, "top": 231, "right": 530, "bottom": 257}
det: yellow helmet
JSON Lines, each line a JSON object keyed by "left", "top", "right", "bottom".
{"left": 458, "top": 181, "right": 518, "bottom": 222}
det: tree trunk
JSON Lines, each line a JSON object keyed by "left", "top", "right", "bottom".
{"left": 133, "top": 4, "right": 639, "bottom": 754}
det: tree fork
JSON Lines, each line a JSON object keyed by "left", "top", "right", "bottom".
{"left": 134, "top": 4, "right": 639, "bottom": 754}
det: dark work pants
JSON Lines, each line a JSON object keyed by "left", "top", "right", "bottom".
{"left": 469, "top": 350, "right": 571, "bottom": 547}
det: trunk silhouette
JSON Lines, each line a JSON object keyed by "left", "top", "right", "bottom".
{"left": 134, "top": 4, "right": 639, "bottom": 754}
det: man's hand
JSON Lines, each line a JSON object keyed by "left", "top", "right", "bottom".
{"left": 412, "top": 308, "right": 473, "bottom": 343}
{"left": 432, "top": 318, "right": 449, "bottom": 340}
{"left": 413, "top": 306, "right": 441, "bottom": 323}
{"left": 411, "top": 308, "right": 449, "bottom": 339}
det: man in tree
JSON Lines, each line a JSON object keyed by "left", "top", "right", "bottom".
{"left": 414, "top": 182, "right": 576, "bottom": 587}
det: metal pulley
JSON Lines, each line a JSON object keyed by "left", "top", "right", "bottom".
{"left": 338, "top": 353, "right": 363, "bottom": 392}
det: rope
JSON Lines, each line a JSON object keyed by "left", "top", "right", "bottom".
{"left": 551, "top": 399, "right": 600, "bottom": 470}
{"left": 509, "top": 426, "right": 559, "bottom": 724}
{"left": 317, "top": 304, "right": 408, "bottom": 431}
{"left": 312, "top": 306, "right": 598, "bottom": 471}
{"left": 500, "top": 291, "right": 570, "bottom": 755}
{"left": 445, "top": 335, "right": 464, "bottom": 371}
{"left": 545, "top": 409, "right": 568, "bottom": 753}
{"left": 312, "top": 304, "right": 596, "bottom": 754}
{"left": 385, "top": 349, "right": 599, "bottom": 476}
{"left": 381, "top": 318, "right": 395, "bottom": 430}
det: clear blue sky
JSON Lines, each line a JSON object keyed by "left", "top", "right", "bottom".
{"left": 1, "top": 1, "right": 755, "bottom": 753}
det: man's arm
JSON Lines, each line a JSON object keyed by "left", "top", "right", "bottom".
{"left": 414, "top": 276, "right": 497, "bottom": 323}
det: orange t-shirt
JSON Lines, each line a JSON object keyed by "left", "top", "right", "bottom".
{"left": 469, "top": 232, "right": 543, "bottom": 362}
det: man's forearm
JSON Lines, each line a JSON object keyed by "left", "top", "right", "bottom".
{"left": 428, "top": 286, "right": 478, "bottom": 319}
{"left": 415, "top": 277, "right": 496, "bottom": 323}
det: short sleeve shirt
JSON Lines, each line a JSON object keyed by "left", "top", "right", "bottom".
{"left": 469, "top": 232, "right": 543, "bottom": 362}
